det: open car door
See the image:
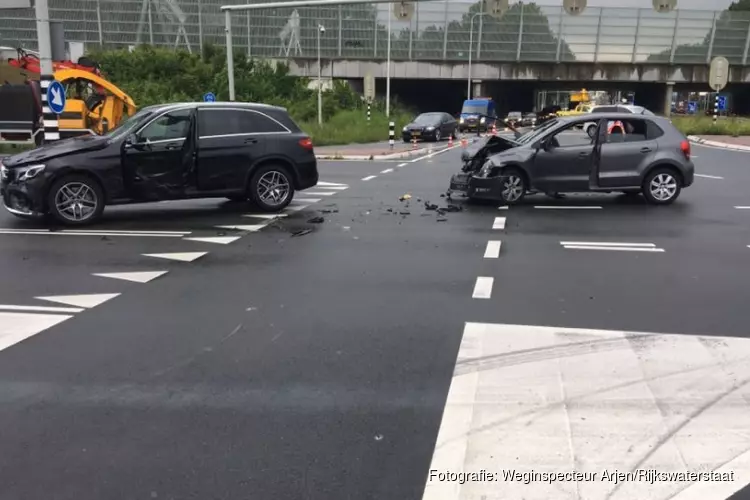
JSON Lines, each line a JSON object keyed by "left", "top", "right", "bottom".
{"left": 588, "top": 118, "right": 607, "bottom": 190}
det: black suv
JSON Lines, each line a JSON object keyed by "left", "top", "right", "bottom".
{"left": 0, "top": 102, "right": 318, "bottom": 225}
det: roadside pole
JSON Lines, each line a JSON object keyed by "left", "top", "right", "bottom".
{"left": 35, "top": 0, "right": 59, "bottom": 142}
{"left": 389, "top": 121, "right": 394, "bottom": 150}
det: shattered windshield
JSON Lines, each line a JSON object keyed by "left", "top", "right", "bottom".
{"left": 515, "top": 118, "right": 559, "bottom": 144}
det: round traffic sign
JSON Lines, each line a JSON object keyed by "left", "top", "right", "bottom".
{"left": 46, "top": 80, "right": 66, "bottom": 115}
{"left": 203, "top": 92, "right": 216, "bottom": 102}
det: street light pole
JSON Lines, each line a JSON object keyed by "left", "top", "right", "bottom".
{"left": 467, "top": 12, "right": 484, "bottom": 100}
{"left": 386, "top": 8, "right": 392, "bottom": 118}
{"left": 317, "top": 25, "right": 323, "bottom": 125}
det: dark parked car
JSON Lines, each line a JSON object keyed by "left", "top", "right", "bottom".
{"left": 402, "top": 112, "right": 458, "bottom": 142}
{"left": 0, "top": 102, "right": 318, "bottom": 225}
{"left": 449, "top": 113, "right": 694, "bottom": 205}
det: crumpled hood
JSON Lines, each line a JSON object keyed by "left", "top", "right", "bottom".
{"left": 3, "top": 135, "right": 109, "bottom": 167}
{"left": 461, "top": 135, "right": 519, "bottom": 162}
{"left": 488, "top": 149, "right": 530, "bottom": 166}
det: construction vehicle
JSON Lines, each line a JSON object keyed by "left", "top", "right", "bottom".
{"left": 556, "top": 89, "right": 593, "bottom": 117}
{"left": 1, "top": 52, "right": 136, "bottom": 145}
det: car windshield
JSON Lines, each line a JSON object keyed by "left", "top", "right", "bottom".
{"left": 462, "top": 104, "right": 488, "bottom": 114}
{"left": 515, "top": 118, "right": 559, "bottom": 144}
{"left": 413, "top": 113, "right": 441, "bottom": 124}
{"left": 105, "top": 108, "right": 157, "bottom": 140}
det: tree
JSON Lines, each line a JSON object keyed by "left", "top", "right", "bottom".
{"left": 647, "top": 1, "right": 750, "bottom": 64}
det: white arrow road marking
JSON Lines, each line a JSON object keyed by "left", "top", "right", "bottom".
{"left": 92, "top": 271, "right": 168, "bottom": 283}
{"left": 141, "top": 252, "right": 207, "bottom": 262}
{"left": 0, "top": 312, "right": 73, "bottom": 353}
{"left": 422, "top": 322, "right": 750, "bottom": 500}
{"left": 35, "top": 293, "right": 121, "bottom": 308}
{"left": 214, "top": 225, "right": 267, "bottom": 232}
{"left": 183, "top": 236, "right": 240, "bottom": 245}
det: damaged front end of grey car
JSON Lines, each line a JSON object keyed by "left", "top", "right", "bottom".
{"left": 448, "top": 130, "right": 535, "bottom": 204}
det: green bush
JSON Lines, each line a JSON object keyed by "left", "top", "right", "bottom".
{"left": 84, "top": 44, "right": 412, "bottom": 145}
{"left": 671, "top": 116, "right": 750, "bottom": 136}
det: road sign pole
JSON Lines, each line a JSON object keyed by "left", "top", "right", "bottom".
{"left": 714, "top": 94, "right": 719, "bottom": 124}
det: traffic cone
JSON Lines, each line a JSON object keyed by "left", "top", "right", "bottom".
{"left": 448, "top": 134, "right": 454, "bottom": 147}
{"left": 412, "top": 137, "right": 418, "bottom": 150}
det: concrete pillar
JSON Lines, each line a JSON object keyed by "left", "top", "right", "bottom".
{"left": 664, "top": 82, "right": 674, "bottom": 117}
{"left": 472, "top": 82, "right": 484, "bottom": 98}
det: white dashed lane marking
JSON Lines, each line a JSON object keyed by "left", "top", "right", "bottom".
{"left": 560, "top": 241, "right": 665, "bottom": 253}
{"left": 362, "top": 175, "right": 376, "bottom": 181}
{"left": 472, "top": 277, "right": 494, "bottom": 299}
{"left": 534, "top": 205, "right": 603, "bottom": 210}
{"left": 695, "top": 174, "right": 724, "bottom": 179}
{"left": 380, "top": 168, "right": 393, "bottom": 174}
{"left": 492, "top": 217, "right": 506, "bottom": 230}
{"left": 483, "top": 241, "right": 502, "bottom": 259}
{"left": 397, "top": 163, "right": 407, "bottom": 167}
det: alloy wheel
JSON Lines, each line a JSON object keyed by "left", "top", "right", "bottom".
{"left": 54, "top": 182, "right": 98, "bottom": 222}
{"left": 502, "top": 175, "right": 524, "bottom": 202}
{"left": 649, "top": 173, "right": 677, "bottom": 202}
{"left": 257, "top": 170, "right": 291, "bottom": 206}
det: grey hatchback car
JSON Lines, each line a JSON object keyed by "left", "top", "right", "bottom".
{"left": 452, "top": 113, "right": 694, "bottom": 205}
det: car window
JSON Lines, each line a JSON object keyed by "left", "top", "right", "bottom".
{"left": 139, "top": 108, "right": 192, "bottom": 142}
{"left": 198, "top": 109, "right": 288, "bottom": 137}
{"left": 516, "top": 118, "right": 558, "bottom": 144}
{"left": 605, "top": 118, "right": 648, "bottom": 143}
{"left": 550, "top": 123, "right": 595, "bottom": 147}
{"left": 646, "top": 120, "right": 664, "bottom": 139}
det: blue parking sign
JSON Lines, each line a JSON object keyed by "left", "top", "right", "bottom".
{"left": 203, "top": 92, "right": 216, "bottom": 103}
{"left": 687, "top": 101, "right": 697, "bottom": 114}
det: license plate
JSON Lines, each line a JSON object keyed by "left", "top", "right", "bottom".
{"left": 411, "top": 131, "right": 421, "bottom": 137}
{"left": 452, "top": 183, "right": 468, "bottom": 190}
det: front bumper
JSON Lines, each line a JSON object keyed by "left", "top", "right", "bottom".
{"left": 1, "top": 177, "right": 49, "bottom": 218}
{"left": 449, "top": 172, "right": 504, "bottom": 200}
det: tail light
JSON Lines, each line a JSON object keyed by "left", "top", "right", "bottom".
{"left": 680, "top": 140, "right": 690, "bottom": 160}
{"left": 299, "top": 137, "right": 313, "bottom": 151}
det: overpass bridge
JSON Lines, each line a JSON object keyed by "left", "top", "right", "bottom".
{"left": 2, "top": 1, "right": 749, "bottom": 110}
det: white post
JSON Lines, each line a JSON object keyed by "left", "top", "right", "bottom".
{"left": 318, "top": 25, "right": 323, "bottom": 125}
{"left": 468, "top": 13, "right": 481, "bottom": 100}
{"left": 225, "top": 10, "right": 236, "bottom": 101}
{"left": 35, "top": 0, "right": 58, "bottom": 142}
{"left": 386, "top": 9, "right": 392, "bottom": 118}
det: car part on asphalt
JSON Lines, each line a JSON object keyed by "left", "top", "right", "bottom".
{"left": 448, "top": 113, "right": 694, "bottom": 205}
{"left": 1, "top": 101, "right": 318, "bottom": 225}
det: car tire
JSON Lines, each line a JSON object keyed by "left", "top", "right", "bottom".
{"left": 499, "top": 168, "right": 527, "bottom": 205}
{"left": 46, "top": 173, "right": 105, "bottom": 226}
{"left": 642, "top": 167, "right": 682, "bottom": 205}
{"left": 248, "top": 164, "right": 295, "bottom": 212}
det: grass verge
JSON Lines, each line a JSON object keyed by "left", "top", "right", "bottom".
{"left": 671, "top": 116, "right": 750, "bottom": 137}
{"left": 298, "top": 109, "right": 414, "bottom": 147}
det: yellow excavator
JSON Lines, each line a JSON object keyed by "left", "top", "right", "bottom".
{"left": 1, "top": 52, "right": 136, "bottom": 145}
{"left": 54, "top": 68, "right": 137, "bottom": 137}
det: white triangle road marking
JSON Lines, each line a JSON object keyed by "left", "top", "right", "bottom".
{"left": 301, "top": 191, "right": 335, "bottom": 196}
{"left": 0, "top": 304, "right": 84, "bottom": 313}
{"left": 316, "top": 181, "right": 348, "bottom": 187}
{"left": 243, "top": 213, "right": 287, "bottom": 219}
{"left": 92, "top": 271, "right": 168, "bottom": 283}
{"left": 0, "top": 312, "right": 73, "bottom": 353}
{"left": 142, "top": 252, "right": 207, "bottom": 262}
{"left": 215, "top": 224, "right": 267, "bottom": 232}
{"left": 35, "top": 293, "right": 121, "bottom": 308}
{"left": 317, "top": 186, "right": 348, "bottom": 190}
{"left": 183, "top": 236, "right": 241, "bottom": 245}
{"left": 291, "top": 198, "right": 322, "bottom": 204}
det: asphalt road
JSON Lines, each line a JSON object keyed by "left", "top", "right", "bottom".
{"left": 0, "top": 141, "right": 749, "bottom": 500}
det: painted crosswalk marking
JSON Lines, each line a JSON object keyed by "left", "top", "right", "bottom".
{"left": 422, "top": 322, "right": 750, "bottom": 500}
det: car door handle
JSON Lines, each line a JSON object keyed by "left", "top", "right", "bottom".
{"left": 244, "top": 138, "right": 258, "bottom": 144}
{"left": 578, "top": 152, "right": 589, "bottom": 157}
{"left": 165, "top": 143, "right": 180, "bottom": 150}
{"left": 640, "top": 147, "right": 652, "bottom": 153}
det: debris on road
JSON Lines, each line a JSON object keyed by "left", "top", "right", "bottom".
{"left": 320, "top": 208, "right": 339, "bottom": 213}
{"left": 292, "top": 229, "right": 313, "bottom": 237}
{"left": 437, "top": 217, "right": 448, "bottom": 222}
{"left": 444, "top": 204, "right": 463, "bottom": 212}
{"left": 307, "top": 216, "right": 325, "bottom": 224}
{"left": 424, "top": 202, "right": 438, "bottom": 210}
{"left": 399, "top": 194, "right": 412, "bottom": 202}
{"left": 399, "top": 211, "right": 410, "bottom": 215}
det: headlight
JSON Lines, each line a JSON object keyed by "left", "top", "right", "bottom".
{"left": 480, "top": 117, "right": 486, "bottom": 124}
{"left": 478, "top": 161, "right": 492, "bottom": 178}
{"left": 426, "top": 126, "right": 435, "bottom": 131}
{"left": 0, "top": 163, "right": 7, "bottom": 181}
{"left": 459, "top": 118, "right": 465, "bottom": 123}
{"left": 403, "top": 126, "right": 408, "bottom": 132}
{"left": 17, "top": 164, "right": 45, "bottom": 181}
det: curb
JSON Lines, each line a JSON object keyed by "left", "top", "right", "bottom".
{"left": 687, "top": 135, "right": 750, "bottom": 152}
{"left": 315, "top": 145, "right": 448, "bottom": 161}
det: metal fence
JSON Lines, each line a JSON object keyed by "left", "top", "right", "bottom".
{"left": 2, "top": 1, "right": 750, "bottom": 65}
